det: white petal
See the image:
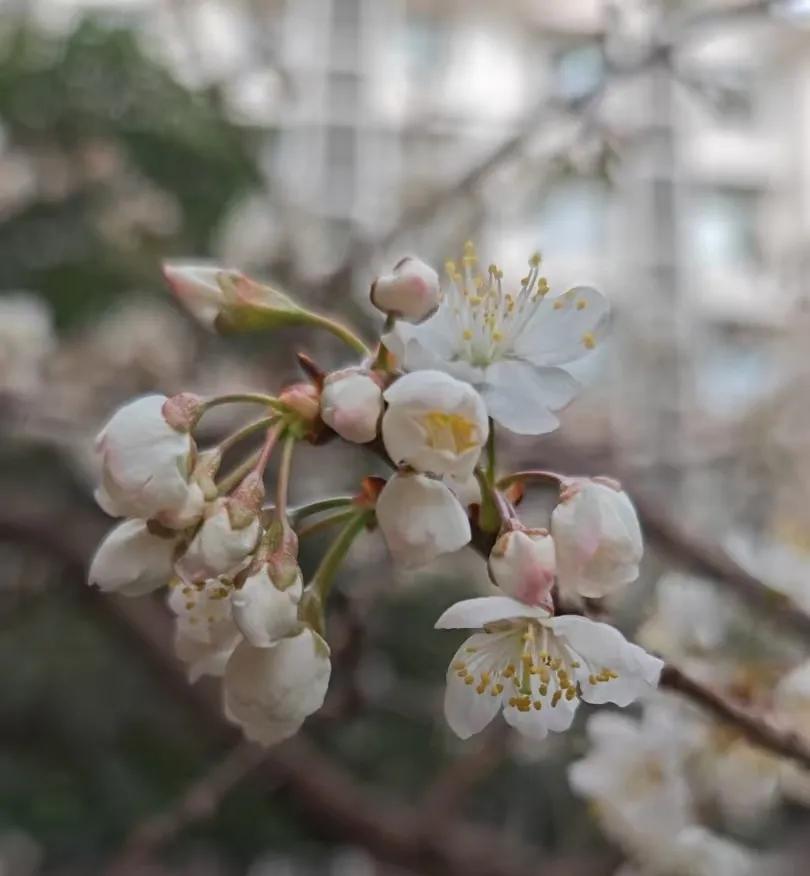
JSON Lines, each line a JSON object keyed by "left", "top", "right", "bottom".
{"left": 174, "top": 623, "right": 241, "bottom": 682}
{"left": 480, "top": 362, "right": 580, "bottom": 435}
{"left": 512, "top": 286, "right": 610, "bottom": 367}
{"left": 231, "top": 567, "right": 302, "bottom": 647}
{"left": 223, "top": 629, "right": 331, "bottom": 746}
{"left": 376, "top": 473, "right": 471, "bottom": 567}
{"left": 162, "top": 262, "right": 228, "bottom": 328}
{"left": 176, "top": 502, "right": 260, "bottom": 582}
{"left": 503, "top": 688, "right": 578, "bottom": 739}
{"left": 320, "top": 371, "right": 383, "bottom": 444}
{"left": 89, "top": 520, "right": 176, "bottom": 596}
{"left": 435, "top": 596, "right": 550, "bottom": 630}
{"left": 550, "top": 616, "right": 662, "bottom": 707}
{"left": 443, "top": 636, "right": 501, "bottom": 739}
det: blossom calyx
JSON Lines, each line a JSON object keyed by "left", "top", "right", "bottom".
{"left": 370, "top": 256, "right": 441, "bottom": 324}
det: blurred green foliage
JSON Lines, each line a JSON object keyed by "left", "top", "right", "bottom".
{"left": 0, "top": 16, "right": 260, "bottom": 328}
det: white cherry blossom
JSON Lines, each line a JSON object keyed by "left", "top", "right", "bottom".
{"left": 370, "top": 256, "right": 440, "bottom": 324}
{"left": 376, "top": 472, "right": 471, "bottom": 568}
{"left": 569, "top": 705, "right": 696, "bottom": 852}
{"left": 488, "top": 529, "right": 556, "bottom": 608}
{"left": 169, "top": 578, "right": 242, "bottom": 681}
{"left": 223, "top": 627, "right": 331, "bottom": 746}
{"left": 320, "top": 369, "right": 383, "bottom": 444}
{"left": 382, "top": 370, "right": 488, "bottom": 479}
{"left": 231, "top": 565, "right": 303, "bottom": 647}
{"left": 383, "top": 243, "right": 609, "bottom": 434}
{"left": 95, "top": 394, "right": 204, "bottom": 525}
{"left": 436, "top": 596, "right": 662, "bottom": 740}
{"left": 89, "top": 519, "right": 178, "bottom": 597}
{"left": 175, "top": 498, "right": 261, "bottom": 583}
{"left": 552, "top": 478, "right": 642, "bottom": 599}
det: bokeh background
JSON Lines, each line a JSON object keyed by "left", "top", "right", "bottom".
{"left": 5, "top": 0, "right": 810, "bottom": 874}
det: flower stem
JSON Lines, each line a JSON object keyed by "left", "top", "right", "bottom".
{"left": 371, "top": 314, "right": 396, "bottom": 370}
{"left": 302, "top": 510, "right": 372, "bottom": 634}
{"left": 308, "top": 313, "right": 372, "bottom": 357}
{"left": 485, "top": 420, "right": 496, "bottom": 484}
{"left": 497, "top": 470, "right": 565, "bottom": 490}
{"left": 217, "top": 449, "right": 261, "bottom": 495}
{"left": 202, "top": 392, "right": 282, "bottom": 411}
{"left": 253, "top": 421, "right": 286, "bottom": 477}
{"left": 297, "top": 508, "right": 357, "bottom": 540}
{"left": 274, "top": 432, "right": 297, "bottom": 523}
{"left": 218, "top": 416, "right": 278, "bottom": 455}
{"left": 474, "top": 467, "right": 501, "bottom": 533}
{"left": 290, "top": 496, "right": 355, "bottom": 525}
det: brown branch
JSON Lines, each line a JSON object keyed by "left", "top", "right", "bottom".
{"left": 0, "top": 502, "right": 609, "bottom": 876}
{"left": 660, "top": 664, "right": 810, "bottom": 770}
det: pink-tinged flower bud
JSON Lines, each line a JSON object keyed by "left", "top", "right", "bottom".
{"left": 231, "top": 564, "right": 303, "bottom": 647}
{"left": 370, "top": 256, "right": 440, "bottom": 324}
{"left": 320, "top": 369, "right": 383, "bottom": 444}
{"left": 89, "top": 520, "right": 178, "bottom": 597}
{"left": 376, "top": 472, "right": 471, "bottom": 568}
{"left": 488, "top": 529, "right": 555, "bottom": 610}
{"left": 94, "top": 394, "right": 204, "bottom": 525}
{"left": 175, "top": 498, "right": 261, "bottom": 583}
{"left": 551, "top": 478, "right": 643, "bottom": 599}
{"left": 224, "top": 628, "right": 331, "bottom": 745}
{"left": 162, "top": 263, "right": 241, "bottom": 329}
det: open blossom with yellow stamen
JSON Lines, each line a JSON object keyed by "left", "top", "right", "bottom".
{"left": 383, "top": 243, "right": 609, "bottom": 435}
{"left": 436, "top": 596, "right": 662, "bottom": 740}
{"left": 381, "top": 369, "right": 488, "bottom": 479}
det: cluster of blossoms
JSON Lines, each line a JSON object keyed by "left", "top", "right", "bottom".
{"left": 88, "top": 243, "right": 661, "bottom": 748}
{"left": 568, "top": 571, "right": 810, "bottom": 874}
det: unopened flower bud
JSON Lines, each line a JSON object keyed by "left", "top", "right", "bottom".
{"left": 224, "top": 628, "right": 331, "bottom": 745}
{"left": 232, "top": 563, "right": 303, "bottom": 647}
{"left": 320, "top": 369, "right": 383, "bottom": 444}
{"left": 551, "top": 478, "right": 642, "bottom": 599}
{"left": 176, "top": 497, "right": 261, "bottom": 583}
{"left": 89, "top": 520, "right": 178, "bottom": 597}
{"left": 161, "top": 392, "right": 204, "bottom": 432}
{"left": 376, "top": 472, "right": 471, "bottom": 568}
{"left": 162, "top": 263, "right": 240, "bottom": 329}
{"left": 94, "top": 394, "right": 203, "bottom": 525}
{"left": 488, "top": 529, "right": 555, "bottom": 609}
{"left": 370, "top": 256, "right": 440, "bottom": 324}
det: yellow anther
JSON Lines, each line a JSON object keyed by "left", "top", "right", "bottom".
{"left": 508, "top": 697, "right": 517, "bottom": 707}
{"left": 571, "top": 661, "right": 581, "bottom": 669}
{"left": 551, "top": 691, "right": 562, "bottom": 707}
{"left": 588, "top": 674, "right": 598, "bottom": 686}
{"left": 470, "top": 295, "right": 482, "bottom": 305}
{"left": 465, "top": 646, "right": 478, "bottom": 653}
{"left": 476, "top": 683, "right": 487, "bottom": 695}
{"left": 520, "top": 276, "right": 529, "bottom": 286}
{"left": 491, "top": 688, "right": 501, "bottom": 697}
{"left": 539, "top": 684, "right": 548, "bottom": 697}
{"left": 503, "top": 664, "right": 515, "bottom": 678}
{"left": 539, "top": 667, "right": 550, "bottom": 683}
{"left": 529, "top": 252, "right": 542, "bottom": 267}
{"left": 492, "top": 331, "right": 504, "bottom": 342}
{"left": 553, "top": 300, "right": 565, "bottom": 310}
{"left": 463, "top": 330, "right": 473, "bottom": 340}
{"left": 456, "top": 670, "right": 467, "bottom": 678}
{"left": 464, "top": 240, "right": 476, "bottom": 254}
{"left": 565, "top": 686, "right": 576, "bottom": 701}
{"left": 185, "top": 601, "right": 194, "bottom": 611}
{"left": 181, "top": 586, "right": 193, "bottom": 596}
{"left": 582, "top": 332, "right": 596, "bottom": 350}
{"left": 465, "top": 676, "right": 475, "bottom": 686}
{"left": 533, "top": 700, "right": 543, "bottom": 710}
{"left": 480, "top": 671, "right": 491, "bottom": 685}
{"left": 576, "top": 300, "right": 587, "bottom": 310}
{"left": 493, "top": 683, "right": 504, "bottom": 695}
{"left": 551, "top": 659, "right": 562, "bottom": 671}
{"left": 452, "top": 661, "right": 466, "bottom": 671}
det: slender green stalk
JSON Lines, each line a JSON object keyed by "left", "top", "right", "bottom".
{"left": 308, "top": 313, "right": 372, "bottom": 357}
{"left": 217, "top": 416, "right": 278, "bottom": 455}
{"left": 371, "top": 314, "right": 396, "bottom": 370}
{"left": 202, "top": 392, "right": 282, "bottom": 411}
{"left": 290, "top": 496, "right": 355, "bottom": 525}
{"left": 474, "top": 467, "right": 501, "bottom": 534}
{"left": 275, "top": 432, "right": 297, "bottom": 522}
{"left": 217, "top": 449, "right": 261, "bottom": 495}
{"left": 311, "top": 510, "right": 371, "bottom": 599}
{"left": 485, "top": 420, "right": 496, "bottom": 484}
{"left": 297, "top": 508, "right": 357, "bottom": 540}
